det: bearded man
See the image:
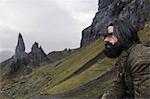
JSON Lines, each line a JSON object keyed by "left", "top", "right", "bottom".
{"left": 101, "top": 20, "right": 150, "bottom": 99}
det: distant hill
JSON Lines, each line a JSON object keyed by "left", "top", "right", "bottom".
{"left": 48, "top": 48, "right": 78, "bottom": 62}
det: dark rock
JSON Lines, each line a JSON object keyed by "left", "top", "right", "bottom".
{"left": 0, "top": 87, "right": 6, "bottom": 93}
{"left": 13, "top": 33, "right": 51, "bottom": 68}
{"left": 7, "top": 33, "right": 29, "bottom": 74}
{"left": 9, "top": 80, "right": 18, "bottom": 84}
{"left": 40, "top": 92, "right": 46, "bottom": 95}
{"left": 29, "top": 42, "right": 51, "bottom": 66}
{"left": 146, "top": 41, "right": 150, "bottom": 47}
{"left": 46, "top": 76, "right": 52, "bottom": 81}
{"left": 81, "top": 26, "right": 92, "bottom": 47}
{"left": 15, "top": 33, "right": 25, "bottom": 54}
{"left": 81, "top": 0, "right": 150, "bottom": 47}
{"left": 20, "top": 81, "right": 26, "bottom": 84}
{"left": 14, "top": 33, "right": 29, "bottom": 65}
{"left": 9, "top": 59, "right": 19, "bottom": 74}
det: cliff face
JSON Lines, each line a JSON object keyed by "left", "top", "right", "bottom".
{"left": 81, "top": 0, "right": 150, "bottom": 47}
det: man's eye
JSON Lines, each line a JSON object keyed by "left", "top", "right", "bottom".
{"left": 107, "top": 32, "right": 114, "bottom": 37}
{"left": 108, "top": 33, "right": 113, "bottom": 36}
{"left": 103, "top": 32, "right": 114, "bottom": 39}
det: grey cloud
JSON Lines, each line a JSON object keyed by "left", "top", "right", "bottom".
{"left": 0, "top": 0, "right": 81, "bottom": 54}
{"left": 0, "top": 0, "right": 97, "bottom": 54}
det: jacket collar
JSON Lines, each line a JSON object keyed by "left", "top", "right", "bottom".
{"left": 119, "top": 42, "right": 139, "bottom": 58}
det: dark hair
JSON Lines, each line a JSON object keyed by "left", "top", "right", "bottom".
{"left": 106, "top": 19, "right": 140, "bottom": 48}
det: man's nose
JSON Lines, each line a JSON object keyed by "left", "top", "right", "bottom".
{"left": 104, "top": 37, "right": 109, "bottom": 42}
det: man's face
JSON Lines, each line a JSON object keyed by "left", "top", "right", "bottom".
{"left": 103, "top": 26, "right": 124, "bottom": 58}
{"left": 104, "top": 26, "right": 118, "bottom": 46}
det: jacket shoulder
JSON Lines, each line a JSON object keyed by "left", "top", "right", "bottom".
{"left": 128, "top": 44, "right": 150, "bottom": 65}
{"left": 127, "top": 44, "right": 150, "bottom": 98}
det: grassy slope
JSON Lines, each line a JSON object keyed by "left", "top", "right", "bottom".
{"left": 0, "top": 38, "right": 104, "bottom": 98}
{"left": 46, "top": 38, "right": 104, "bottom": 87}
{"left": 27, "top": 37, "right": 105, "bottom": 98}
{"left": 47, "top": 49, "right": 77, "bottom": 62}
{"left": 46, "top": 57, "right": 116, "bottom": 98}
{"left": 46, "top": 57, "right": 116, "bottom": 95}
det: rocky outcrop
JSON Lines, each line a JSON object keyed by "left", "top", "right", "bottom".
{"left": 15, "top": 33, "right": 25, "bottom": 54}
{"left": 10, "top": 33, "right": 29, "bottom": 74}
{"left": 0, "top": 33, "right": 52, "bottom": 76}
{"left": 81, "top": 0, "right": 150, "bottom": 47}
{"left": 29, "top": 42, "right": 51, "bottom": 67}
{"left": 13, "top": 33, "right": 51, "bottom": 67}
{"left": 13, "top": 33, "right": 29, "bottom": 65}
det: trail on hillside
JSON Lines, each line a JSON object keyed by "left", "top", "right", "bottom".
{"left": 53, "top": 51, "right": 105, "bottom": 87}
{"left": 53, "top": 66, "right": 116, "bottom": 98}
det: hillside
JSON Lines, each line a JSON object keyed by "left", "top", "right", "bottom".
{"left": 47, "top": 48, "right": 77, "bottom": 62}
{"left": 0, "top": 37, "right": 105, "bottom": 98}
{"left": 0, "top": 36, "right": 114, "bottom": 98}
{"left": 0, "top": 24, "right": 149, "bottom": 99}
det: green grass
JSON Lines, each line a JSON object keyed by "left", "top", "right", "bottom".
{"left": 20, "top": 38, "right": 104, "bottom": 98}
{"left": 46, "top": 57, "right": 116, "bottom": 95}
{"left": 45, "top": 38, "right": 104, "bottom": 88}
{"left": 0, "top": 61, "right": 12, "bottom": 80}
{"left": 48, "top": 49, "right": 74, "bottom": 62}
{"left": 0, "top": 38, "right": 104, "bottom": 98}
{"left": 138, "top": 23, "right": 150, "bottom": 44}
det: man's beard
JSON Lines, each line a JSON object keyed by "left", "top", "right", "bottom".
{"left": 103, "top": 41, "right": 124, "bottom": 58}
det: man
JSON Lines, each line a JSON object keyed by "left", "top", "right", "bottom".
{"left": 101, "top": 20, "right": 150, "bottom": 99}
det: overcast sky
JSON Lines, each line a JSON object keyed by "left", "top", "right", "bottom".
{"left": 0, "top": 0, "right": 98, "bottom": 54}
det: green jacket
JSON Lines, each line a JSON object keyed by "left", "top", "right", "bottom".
{"left": 102, "top": 43, "right": 150, "bottom": 99}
